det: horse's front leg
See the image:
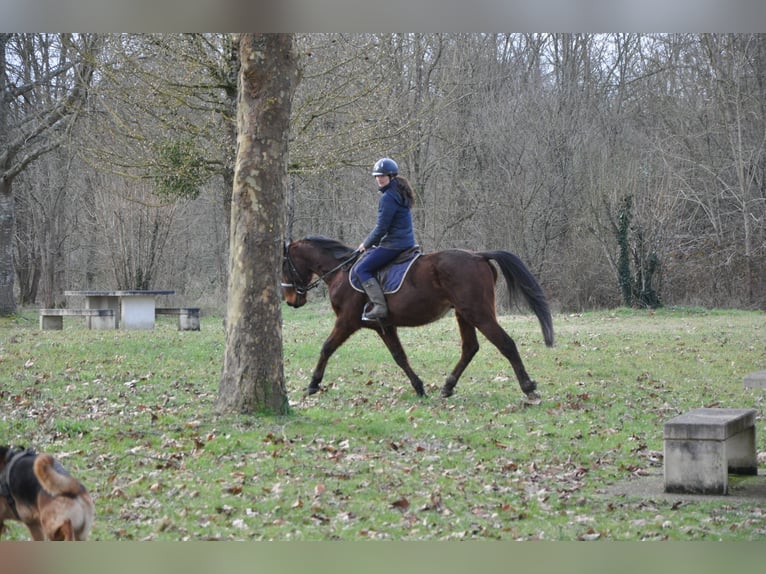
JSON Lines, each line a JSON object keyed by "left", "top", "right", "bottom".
{"left": 306, "top": 322, "right": 357, "bottom": 395}
{"left": 441, "top": 313, "right": 480, "bottom": 397}
{"left": 377, "top": 325, "right": 427, "bottom": 397}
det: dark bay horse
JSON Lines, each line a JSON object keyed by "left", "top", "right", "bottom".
{"left": 281, "top": 236, "right": 554, "bottom": 401}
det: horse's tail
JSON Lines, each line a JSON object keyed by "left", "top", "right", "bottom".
{"left": 481, "top": 251, "right": 554, "bottom": 347}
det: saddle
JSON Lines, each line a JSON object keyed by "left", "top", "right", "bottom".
{"left": 349, "top": 246, "right": 421, "bottom": 294}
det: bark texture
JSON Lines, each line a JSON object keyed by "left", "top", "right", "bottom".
{"left": 217, "top": 34, "right": 300, "bottom": 415}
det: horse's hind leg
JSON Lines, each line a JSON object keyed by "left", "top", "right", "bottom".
{"left": 441, "top": 313, "right": 480, "bottom": 398}
{"left": 474, "top": 317, "right": 540, "bottom": 401}
{"left": 377, "top": 325, "right": 427, "bottom": 397}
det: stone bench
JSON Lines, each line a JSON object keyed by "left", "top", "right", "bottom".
{"left": 744, "top": 370, "right": 766, "bottom": 389}
{"left": 39, "top": 308, "right": 116, "bottom": 331}
{"left": 663, "top": 408, "right": 757, "bottom": 494}
{"left": 155, "top": 307, "right": 200, "bottom": 331}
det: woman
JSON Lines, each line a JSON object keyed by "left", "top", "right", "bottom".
{"left": 356, "top": 157, "right": 416, "bottom": 321}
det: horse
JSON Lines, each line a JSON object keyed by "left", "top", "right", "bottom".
{"left": 281, "top": 236, "right": 554, "bottom": 402}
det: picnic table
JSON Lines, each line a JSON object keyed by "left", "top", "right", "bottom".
{"left": 64, "top": 290, "right": 175, "bottom": 330}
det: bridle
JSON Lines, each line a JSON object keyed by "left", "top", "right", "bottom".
{"left": 281, "top": 242, "right": 361, "bottom": 296}
{"left": 281, "top": 244, "right": 315, "bottom": 296}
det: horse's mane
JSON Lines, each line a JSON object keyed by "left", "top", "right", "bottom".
{"left": 303, "top": 235, "right": 356, "bottom": 260}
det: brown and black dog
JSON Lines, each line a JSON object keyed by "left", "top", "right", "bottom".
{"left": 0, "top": 446, "right": 94, "bottom": 541}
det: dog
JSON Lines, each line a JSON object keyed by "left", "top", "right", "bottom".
{"left": 0, "top": 446, "right": 94, "bottom": 541}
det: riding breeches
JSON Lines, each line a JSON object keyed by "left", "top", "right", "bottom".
{"left": 354, "top": 247, "right": 401, "bottom": 282}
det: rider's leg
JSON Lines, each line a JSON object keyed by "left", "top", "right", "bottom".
{"left": 356, "top": 247, "right": 399, "bottom": 320}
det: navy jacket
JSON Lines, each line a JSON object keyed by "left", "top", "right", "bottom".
{"left": 362, "top": 178, "right": 415, "bottom": 250}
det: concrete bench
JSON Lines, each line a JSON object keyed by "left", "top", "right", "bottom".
{"left": 155, "top": 307, "right": 200, "bottom": 331}
{"left": 39, "top": 308, "right": 116, "bottom": 331}
{"left": 663, "top": 408, "right": 757, "bottom": 494}
{"left": 744, "top": 370, "right": 766, "bottom": 389}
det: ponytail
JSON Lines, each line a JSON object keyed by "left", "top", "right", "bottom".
{"left": 394, "top": 176, "right": 415, "bottom": 206}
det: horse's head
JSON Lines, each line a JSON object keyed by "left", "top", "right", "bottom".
{"left": 281, "top": 241, "right": 310, "bottom": 308}
{"left": 281, "top": 236, "right": 357, "bottom": 308}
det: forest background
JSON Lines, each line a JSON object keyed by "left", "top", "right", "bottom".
{"left": 3, "top": 33, "right": 766, "bottom": 315}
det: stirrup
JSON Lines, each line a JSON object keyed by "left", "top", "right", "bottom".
{"left": 362, "top": 302, "right": 388, "bottom": 322}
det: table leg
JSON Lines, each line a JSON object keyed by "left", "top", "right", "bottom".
{"left": 120, "top": 296, "right": 157, "bottom": 330}
{"left": 86, "top": 296, "right": 120, "bottom": 329}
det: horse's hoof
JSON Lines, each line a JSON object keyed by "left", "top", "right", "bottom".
{"left": 412, "top": 382, "right": 427, "bottom": 398}
{"left": 520, "top": 379, "right": 538, "bottom": 395}
{"left": 522, "top": 391, "right": 542, "bottom": 406}
{"left": 440, "top": 387, "right": 454, "bottom": 398}
{"left": 305, "top": 385, "right": 322, "bottom": 396}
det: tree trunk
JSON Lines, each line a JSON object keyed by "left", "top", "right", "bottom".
{"left": 0, "top": 178, "right": 15, "bottom": 315}
{"left": 0, "top": 35, "right": 15, "bottom": 315}
{"left": 218, "top": 34, "right": 239, "bottom": 295}
{"left": 217, "top": 34, "right": 300, "bottom": 415}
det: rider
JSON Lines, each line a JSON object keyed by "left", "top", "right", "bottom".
{"left": 356, "top": 157, "right": 416, "bottom": 321}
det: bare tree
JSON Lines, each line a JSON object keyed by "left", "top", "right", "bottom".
{"left": 217, "top": 34, "right": 300, "bottom": 415}
{"left": 14, "top": 147, "right": 77, "bottom": 307}
{"left": 74, "top": 34, "right": 238, "bottom": 294}
{"left": 7, "top": 33, "right": 766, "bottom": 314}
{"left": 0, "top": 33, "right": 99, "bottom": 315}
{"left": 700, "top": 34, "right": 766, "bottom": 305}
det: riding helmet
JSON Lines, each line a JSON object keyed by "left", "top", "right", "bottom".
{"left": 372, "top": 157, "right": 398, "bottom": 176}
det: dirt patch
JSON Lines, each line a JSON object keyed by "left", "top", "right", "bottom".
{"left": 605, "top": 470, "right": 766, "bottom": 502}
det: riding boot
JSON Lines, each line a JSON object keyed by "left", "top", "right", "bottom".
{"left": 361, "top": 278, "right": 388, "bottom": 320}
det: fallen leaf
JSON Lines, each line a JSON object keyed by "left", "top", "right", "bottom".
{"left": 391, "top": 497, "right": 410, "bottom": 510}
{"left": 419, "top": 491, "right": 446, "bottom": 513}
{"left": 578, "top": 530, "right": 601, "bottom": 541}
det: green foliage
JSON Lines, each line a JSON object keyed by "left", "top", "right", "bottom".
{"left": 1, "top": 306, "right": 765, "bottom": 540}
{"left": 616, "top": 196, "right": 633, "bottom": 305}
{"left": 151, "top": 138, "right": 208, "bottom": 200}
{"left": 615, "top": 195, "right": 662, "bottom": 309}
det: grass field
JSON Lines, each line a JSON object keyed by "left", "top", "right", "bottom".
{"left": 1, "top": 304, "right": 765, "bottom": 541}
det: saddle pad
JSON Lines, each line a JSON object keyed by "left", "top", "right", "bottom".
{"left": 349, "top": 248, "right": 421, "bottom": 294}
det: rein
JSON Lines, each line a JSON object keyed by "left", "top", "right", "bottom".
{"left": 282, "top": 245, "right": 361, "bottom": 296}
